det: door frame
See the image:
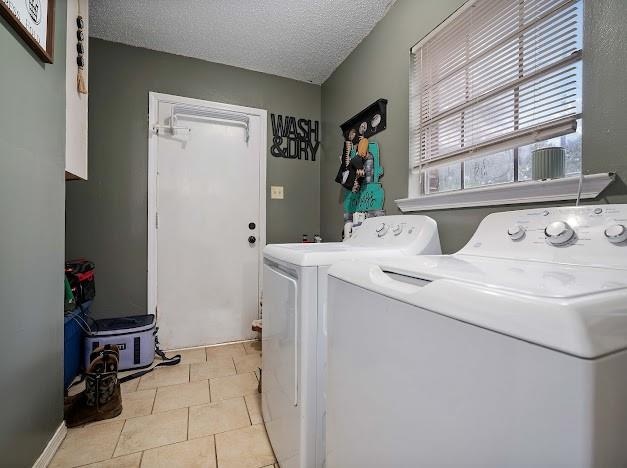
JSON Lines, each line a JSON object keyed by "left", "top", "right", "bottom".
{"left": 147, "top": 91, "right": 267, "bottom": 320}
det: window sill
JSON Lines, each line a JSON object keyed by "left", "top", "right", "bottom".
{"left": 395, "top": 173, "right": 615, "bottom": 212}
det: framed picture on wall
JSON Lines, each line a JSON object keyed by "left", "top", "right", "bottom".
{"left": 0, "top": 0, "right": 55, "bottom": 63}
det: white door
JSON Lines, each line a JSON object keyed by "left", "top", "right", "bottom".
{"left": 150, "top": 94, "right": 265, "bottom": 350}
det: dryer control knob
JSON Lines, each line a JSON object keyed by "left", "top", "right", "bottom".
{"left": 392, "top": 224, "right": 403, "bottom": 236}
{"left": 507, "top": 225, "right": 525, "bottom": 241}
{"left": 604, "top": 224, "right": 627, "bottom": 244}
{"left": 376, "top": 223, "right": 389, "bottom": 237}
{"left": 545, "top": 221, "right": 575, "bottom": 245}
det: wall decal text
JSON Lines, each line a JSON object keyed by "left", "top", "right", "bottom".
{"left": 271, "top": 114, "right": 320, "bottom": 162}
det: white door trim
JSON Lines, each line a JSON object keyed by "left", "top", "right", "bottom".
{"left": 147, "top": 91, "right": 267, "bottom": 320}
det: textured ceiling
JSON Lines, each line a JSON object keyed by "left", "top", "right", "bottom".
{"left": 89, "top": 0, "right": 396, "bottom": 84}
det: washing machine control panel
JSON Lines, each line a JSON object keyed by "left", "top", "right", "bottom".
{"left": 605, "top": 224, "right": 627, "bottom": 244}
{"left": 460, "top": 205, "right": 627, "bottom": 269}
{"left": 544, "top": 221, "right": 575, "bottom": 245}
{"left": 507, "top": 224, "right": 526, "bottom": 240}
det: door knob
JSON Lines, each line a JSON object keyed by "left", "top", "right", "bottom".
{"left": 248, "top": 236, "right": 256, "bottom": 244}
{"left": 249, "top": 222, "right": 256, "bottom": 230}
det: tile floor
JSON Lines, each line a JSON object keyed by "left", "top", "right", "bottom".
{"left": 51, "top": 340, "right": 276, "bottom": 468}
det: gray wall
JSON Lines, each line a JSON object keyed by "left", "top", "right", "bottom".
{"left": 0, "top": 1, "right": 67, "bottom": 465}
{"left": 321, "top": 0, "right": 627, "bottom": 252}
{"left": 66, "top": 39, "right": 321, "bottom": 318}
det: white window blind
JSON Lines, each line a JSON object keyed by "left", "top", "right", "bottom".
{"left": 410, "top": 0, "right": 583, "bottom": 180}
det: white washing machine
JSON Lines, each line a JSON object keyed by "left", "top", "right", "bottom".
{"left": 326, "top": 205, "right": 627, "bottom": 468}
{"left": 261, "top": 215, "right": 441, "bottom": 468}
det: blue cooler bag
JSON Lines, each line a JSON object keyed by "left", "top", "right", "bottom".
{"left": 84, "top": 314, "right": 158, "bottom": 371}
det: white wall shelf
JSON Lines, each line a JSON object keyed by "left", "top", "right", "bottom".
{"left": 395, "top": 173, "right": 615, "bottom": 212}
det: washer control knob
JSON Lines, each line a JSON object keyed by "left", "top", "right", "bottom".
{"left": 605, "top": 224, "right": 627, "bottom": 244}
{"left": 507, "top": 225, "right": 525, "bottom": 241}
{"left": 376, "top": 223, "right": 389, "bottom": 237}
{"left": 545, "top": 221, "right": 575, "bottom": 245}
{"left": 392, "top": 224, "right": 403, "bottom": 236}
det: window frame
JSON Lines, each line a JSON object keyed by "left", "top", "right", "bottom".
{"left": 399, "top": 0, "right": 608, "bottom": 211}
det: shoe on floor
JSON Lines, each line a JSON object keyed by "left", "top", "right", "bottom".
{"left": 64, "top": 345, "right": 123, "bottom": 427}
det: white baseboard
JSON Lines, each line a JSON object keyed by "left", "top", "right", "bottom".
{"left": 169, "top": 339, "right": 259, "bottom": 353}
{"left": 32, "top": 422, "right": 67, "bottom": 468}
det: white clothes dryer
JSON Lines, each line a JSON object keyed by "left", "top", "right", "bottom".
{"left": 261, "top": 215, "right": 441, "bottom": 468}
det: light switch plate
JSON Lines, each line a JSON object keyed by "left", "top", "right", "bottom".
{"left": 271, "top": 185, "right": 284, "bottom": 199}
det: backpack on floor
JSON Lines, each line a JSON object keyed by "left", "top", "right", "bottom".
{"left": 65, "top": 259, "right": 96, "bottom": 306}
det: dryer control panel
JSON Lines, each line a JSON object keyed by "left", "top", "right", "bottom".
{"left": 347, "top": 215, "right": 441, "bottom": 255}
{"left": 459, "top": 205, "right": 627, "bottom": 269}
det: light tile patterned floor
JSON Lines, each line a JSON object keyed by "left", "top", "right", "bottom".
{"left": 52, "top": 340, "right": 277, "bottom": 468}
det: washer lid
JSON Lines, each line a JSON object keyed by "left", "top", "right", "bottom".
{"left": 377, "top": 255, "right": 627, "bottom": 299}
{"left": 263, "top": 242, "right": 407, "bottom": 267}
{"left": 328, "top": 257, "right": 627, "bottom": 358}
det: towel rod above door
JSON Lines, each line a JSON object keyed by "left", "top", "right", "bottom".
{"left": 151, "top": 101, "right": 250, "bottom": 142}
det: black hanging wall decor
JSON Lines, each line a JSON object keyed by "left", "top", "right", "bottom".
{"left": 270, "top": 114, "right": 320, "bottom": 162}
{"left": 340, "top": 98, "right": 387, "bottom": 143}
{"left": 335, "top": 98, "right": 388, "bottom": 193}
{"left": 76, "top": 2, "right": 88, "bottom": 94}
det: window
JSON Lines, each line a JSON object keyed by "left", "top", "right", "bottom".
{"left": 409, "top": 0, "right": 583, "bottom": 197}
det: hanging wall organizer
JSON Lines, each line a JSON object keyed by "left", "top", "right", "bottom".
{"left": 336, "top": 99, "right": 388, "bottom": 220}
{"left": 340, "top": 99, "right": 387, "bottom": 141}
